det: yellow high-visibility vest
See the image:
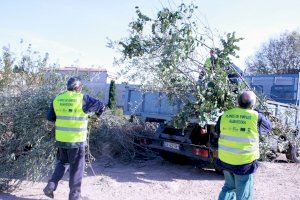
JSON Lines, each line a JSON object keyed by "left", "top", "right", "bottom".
{"left": 218, "top": 107, "right": 259, "bottom": 165}
{"left": 53, "top": 91, "right": 88, "bottom": 143}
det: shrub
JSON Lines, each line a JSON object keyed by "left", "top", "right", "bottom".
{"left": 0, "top": 71, "right": 65, "bottom": 191}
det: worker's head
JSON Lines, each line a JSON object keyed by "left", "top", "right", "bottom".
{"left": 67, "top": 77, "right": 83, "bottom": 92}
{"left": 238, "top": 91, "right": 256, "bottom": 109}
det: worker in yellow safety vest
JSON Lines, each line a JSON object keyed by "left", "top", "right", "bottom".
{"left": 216, "top": 91, "right": 272, "bottom": 200}
{"left": 43, "top": 77, "right": 105, "bottom": 200}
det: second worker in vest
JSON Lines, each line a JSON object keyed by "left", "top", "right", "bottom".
{"left": 43, "top": 77, "right": 105, "bottom": 200}
{"left": 216, "top": 91, "right": 272, "bottom": 200}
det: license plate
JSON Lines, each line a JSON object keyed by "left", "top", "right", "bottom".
{"left": 163, "top": 141, "right": 180, "bottom": 150}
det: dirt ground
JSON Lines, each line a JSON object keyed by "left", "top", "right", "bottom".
{"left": 0, "top": 155, "right": 299, "bottom": 200}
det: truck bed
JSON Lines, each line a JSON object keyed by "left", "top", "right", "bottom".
{"left": 124, "top": 86, "right": 181, "bottom": 121}
{"left": 124, "top": 86, "right": 299, "bottom": 127}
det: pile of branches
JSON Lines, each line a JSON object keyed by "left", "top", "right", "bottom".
{"left": 0, "top": 71, "right": 65, "bottom": 191}
{"left": 89, "top": 111, "right": 158, "bottom": 162}
{"left": 258, "top": 104, "right": 299, "bottom": 161}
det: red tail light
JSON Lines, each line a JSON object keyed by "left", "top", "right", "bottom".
{"left": 192, "top": 148, "right": 209, "bottom": 157}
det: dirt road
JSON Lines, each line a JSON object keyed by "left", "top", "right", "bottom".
{"left": 1, "top": 156, "right": 299, "bottom": 200}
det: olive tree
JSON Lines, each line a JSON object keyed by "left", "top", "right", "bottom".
{"left": 112, "top": 3, "right": 243, "bottom": 127}
{"left": 0, "top": 43, "right": 66, "bottom": 191}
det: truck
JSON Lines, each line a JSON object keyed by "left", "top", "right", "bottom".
{"left": 124, "top": 86, "right": 300, "bottom": 172}
{"left": 246, "top": 73, "right": 300, "bottom": 105}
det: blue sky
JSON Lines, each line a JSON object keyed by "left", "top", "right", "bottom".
{"left": 1, "top": 0, "right": 299, "bottom": 75}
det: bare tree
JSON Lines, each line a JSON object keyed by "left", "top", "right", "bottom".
{"left": 245, "top": 31, "right": 300, "bottom": 74}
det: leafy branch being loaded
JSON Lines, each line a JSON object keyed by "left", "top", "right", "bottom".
{"left": 112, "top": 3, "right": 243, "bottom": 127}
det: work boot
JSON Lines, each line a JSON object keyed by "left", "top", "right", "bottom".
{"left": 43, "top": 184, "right": 54, "bottom": 199}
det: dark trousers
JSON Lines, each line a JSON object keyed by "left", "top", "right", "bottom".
{"left": 48, "top": 147, "right": 85, "bottom": 200}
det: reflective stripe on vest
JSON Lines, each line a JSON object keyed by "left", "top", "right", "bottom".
{"left": 53, "top": 91, "right": 88, "bottom": 143}
{"left": 56, "top": 116, "right": 88, "bottom": 121}
{"left": 219, "top": 134, "right": 258, "bottom": 143}
{"left": 219, "top": 144, "right": 258, "bottom": 154}
{"left": 218, "top": 107, "right": 259, "bottom": 165}
{"left": 55, "top": 126, "right": 88, "bottom": 132}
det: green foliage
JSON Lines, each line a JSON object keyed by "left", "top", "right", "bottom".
{"left": 0, "top": 43, "right": 65, "bottom": 191}
{"left": 254, "top": 99, "right": 299, "bottom": 161}
{"left": 107, "top": 80, "right": 117, "bottom": 110}
{"left": 113, "top": 3, "right": 243, "bottom": 127}
{"left": 0, "top": 72, "right": 66, "bottom": 191}
{"left": 246, "top": 30, "right": 300, "bottom": 74}
{"left": 259, "top": 115, "right": 298, "bottom": 161}
{"left": 114, "top": 108, "right": 124, "bottom": 116}
{"left": 89, "top": 112, "right": 157, "bottom": 162}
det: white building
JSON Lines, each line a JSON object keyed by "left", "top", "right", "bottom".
{"left": 57, "top": 67, "right": 126, "bottom": 108}
{"left": 57, "top": 67, "right": 109, "bottom": 103}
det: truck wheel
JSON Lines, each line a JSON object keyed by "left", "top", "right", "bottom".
{"left": 286, "top": 143, "right": 300, "bottom": 163}
{"left": 159, "top": 151, "right": 188, "bottom": 164}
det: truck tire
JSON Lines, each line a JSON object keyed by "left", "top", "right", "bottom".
{"left": 286, "top": 143, "right": 300, "bottom": 163}
{"left": 159, "top": 151, "right": 188, "bottom": 164}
